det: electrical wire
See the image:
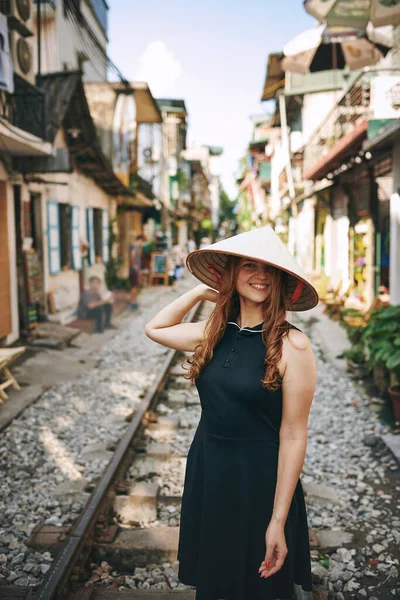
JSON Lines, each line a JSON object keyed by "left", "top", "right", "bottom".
{"left": 42, "top": 8, "right": 52, "bottom": 74}
{"left": 63, "top": 0, "right": 131, "bottom": 89}
{"left": 65, "top": 17, "right": 107, "bottom": 79}
{"left": 64, "top": 8, "right": 111, "bottom": 80}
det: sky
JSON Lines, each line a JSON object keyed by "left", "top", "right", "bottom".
{"left": 108, "top": 0, "right": 316, "bottom": 199}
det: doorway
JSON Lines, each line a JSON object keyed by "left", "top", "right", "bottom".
{"left": 0, "top": 182, "right": 12, "bottom": 340}
{"left": 14, "top": 187, "right": 46, "bottom": 335}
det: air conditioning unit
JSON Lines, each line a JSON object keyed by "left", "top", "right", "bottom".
{"left": 0, "top": 0, "right": 34, "bottom": 37}
{"left": 10, "top": 30, "right": 34, "bottom": 85}
{"left": 143, "top": 146, "right": 161, "bottom": 163}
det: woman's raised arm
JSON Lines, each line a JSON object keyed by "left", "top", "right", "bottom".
{"left": 144, "top": 284, "right": 218, "bottom": 352}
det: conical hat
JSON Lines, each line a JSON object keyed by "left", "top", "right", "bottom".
{"left": 186, "top": 225, "right": 319, "bottom": 311}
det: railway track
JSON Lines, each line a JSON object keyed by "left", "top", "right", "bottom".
{"left": 1, "top": 300, "right": 212, "bottom": 600}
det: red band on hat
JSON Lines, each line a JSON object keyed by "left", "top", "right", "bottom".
{"left": 289, "top": 280, "right": 304, "bottom": 305}
{"left": 207, "top": 264, "right": 222, "bottom": 286}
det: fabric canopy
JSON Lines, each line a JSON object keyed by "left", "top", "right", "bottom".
{"left": 304, "top": 0, "right": 400, "bottom": 29}
{"left": 282, "top": 24, "right": 391, "bottom": 74}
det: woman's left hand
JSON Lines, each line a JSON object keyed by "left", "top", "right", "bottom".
{"left": 258, "top": 522, "right": 288, "bottom": 579}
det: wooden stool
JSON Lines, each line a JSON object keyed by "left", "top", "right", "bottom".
{"left": 0, "top": 347, "right": 25, "bottom": 402}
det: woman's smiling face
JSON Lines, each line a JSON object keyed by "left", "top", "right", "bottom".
{"left": 235, "top": 258, "right": 272, "bottom": 303}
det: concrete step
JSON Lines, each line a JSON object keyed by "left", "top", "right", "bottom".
{"left": 26, "top": 524, "right": 72, "bottom": 556}
{"left": 166, "top": 389, "right": 198, "bottom": 407}
{"left": 114, "top": 482, "right": 159, "bottom": 525}
{"left": 93, "top": 526, "right": 180, "bottom": 571}
{"left": 167, "top": 377, "right": 193, "bottom": 391}
{"left": 148, "top": 416, "right": 179, "bottom": 431}
{"left": 310, "top": 528, "right": 354, "bottom": 548}
{"left": 145, "top": 441, "right": 172, "bottom": 460}
{"left": 0, "top": 586, "right": 31, "bottom": 599}
{"left": 303, "top": 483, "right": 340, "bottom": 505}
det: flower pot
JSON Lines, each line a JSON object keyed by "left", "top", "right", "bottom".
{"left": 347, "top": 359, "right": 369, "bottom": 379}
{"left": 388, "top": 386, "right": 400, "bottom": 424}
{"left": 373, "top": 363, "right": 390, "bottom": 394}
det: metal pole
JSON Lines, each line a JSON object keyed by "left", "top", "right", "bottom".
{"left": 278, "top": 91, "right": 296, "bottom": 207}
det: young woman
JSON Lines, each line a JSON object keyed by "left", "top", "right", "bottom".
{"left": 145, "top": 226, "right": 318, "bottom": 600}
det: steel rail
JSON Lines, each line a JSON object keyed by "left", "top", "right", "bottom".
{"left": 34, "top": 302, "right": 202, "bottom": 600}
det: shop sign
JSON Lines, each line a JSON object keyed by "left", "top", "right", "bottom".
{"left": 389, "top": 82, "right": 400, "bottom": 109}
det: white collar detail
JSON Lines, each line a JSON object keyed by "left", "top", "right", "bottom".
{"left": 227, "top": 321, "right": 263, "bottom": 333}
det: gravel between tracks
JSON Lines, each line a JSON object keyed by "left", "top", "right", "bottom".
{"left": 1, "top": 291, "right": 400, "bottom": 597}
{"left": 0, "top": 276, "right": 197, "bottom": 589}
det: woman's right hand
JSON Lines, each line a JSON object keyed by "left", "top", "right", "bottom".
{"left": 195, "top": 283, "right": 219, "bottom": 303}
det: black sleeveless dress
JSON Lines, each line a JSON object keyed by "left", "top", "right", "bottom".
{"left": 177, "top": 321, "right": 313, "bottom": 600}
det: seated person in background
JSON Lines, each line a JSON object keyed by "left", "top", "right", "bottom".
{"left": 78, "top": 276, "right": 115, "bottom": 333}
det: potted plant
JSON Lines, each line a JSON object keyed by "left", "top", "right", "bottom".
{"left": 362, "top": 305, "right": 400, "bottom": 422}
{"left": 342, "top": 345, "right": 369, "bottom": 379}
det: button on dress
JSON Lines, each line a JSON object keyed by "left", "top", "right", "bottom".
{"left": 177, "top": 321, "right": 313, "bottom": 600}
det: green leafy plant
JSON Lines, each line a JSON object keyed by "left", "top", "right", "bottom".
{"left": 105, "top": 218, "right": 130, "bottom": 291}
{"left": 141, "top": 239, "right": 156, "bottom": 255}
{"left": 361, "top": 305, "right": 400, "bottom": 385}
{"left": 176, "top": 168, "right": 188, "bottom": 193}
{"left": 342, "top": 345, "right": 366, "bottom": 365}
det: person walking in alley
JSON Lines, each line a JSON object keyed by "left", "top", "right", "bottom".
{"left": 145, "top": 225, "right": 318, "bottom": 600}
{"left": 78, "top": 276, "right": 115, "bottom": 333}
{"left": 187, "top": 237, "right": 196, "bottom": 254}
{"left": 129, "top": 233, "right": 145, "bottom": 310}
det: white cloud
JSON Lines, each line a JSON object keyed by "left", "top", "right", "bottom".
{"left": 135, "top": 41, "right": 182, "bottom": 96}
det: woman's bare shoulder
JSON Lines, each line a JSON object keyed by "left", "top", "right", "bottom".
{"left": 283, "top": 325, "right": 311, "bottom": 352}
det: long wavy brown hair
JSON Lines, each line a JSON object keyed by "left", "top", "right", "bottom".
{"left": 184, "top": 255, "right": 293, "bottom": 391}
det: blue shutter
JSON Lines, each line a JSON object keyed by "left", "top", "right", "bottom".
{"left": 86, "top": 207, "right": 95, "bottom": 265}
{"left": 47, "top": 201, "right": 61, "bottom": 275}
{"left": 102, "top": 209, "right": 109, "bottom": 264}
{"left": 71, "top": 206, "right": 82, "bottom": 270}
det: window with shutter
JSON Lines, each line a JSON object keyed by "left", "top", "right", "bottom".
{"left": 71, "top": 206, "right": 82, "bottom": 270}
{"left": 93, "top": 208, "right": 103, "bottom": 259}
{"left": 47, "top": 201, "right": 61, "bottom": 275}
{"left": 102, "top": 210, "right": 109, "bottom": 264}
{"left": 86, "top": 208, "right": 95, "bottom": 265}
{"left": 59, "top": 204, "right": 72, "bottom": 269}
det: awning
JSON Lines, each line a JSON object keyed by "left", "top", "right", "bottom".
{"left": 156, "top": 98, "right": 188, "bottom": 117}
{"left": 118, "top": 191, "right": 153, "bottom": 210}
{"left": 304, "top": 119, "right": 368, "bottom": 181}
{"left": 130, "top": 82, "right": 162, "bottom": 124}
{"left": 261, "top": 53, "right": 285, "bottom": 101}
{"left": 249, "top": 138, "right": 269, "bottom": 150}
{"left": 363, "top": 119, "right": 400, "bottom": 153}
{"left": 294, "top": 179, "right": 333, "bottom": 204}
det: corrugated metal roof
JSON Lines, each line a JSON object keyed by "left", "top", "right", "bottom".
{"left": 39, "top": 72, "right": 132, "bottom": 198}
{"left": 39, "top": 72, "right": 81, "bottom": 143}
{"left": 156, "top": 98, "right": 188, "bottom": 116}
{"left": 261, "top": 53, "right": 285, "bottom": 102}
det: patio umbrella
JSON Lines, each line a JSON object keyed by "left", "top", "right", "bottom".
{"left": 281, "top": 24, "right": 391, "bottom": 74}
{"left": 304, "top": 0, "right": 400, "bottom": 29}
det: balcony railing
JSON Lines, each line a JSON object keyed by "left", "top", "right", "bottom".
{"left": 0, "top": 76, "right": 45, "bottom": 140}
{"left": 303, "top": 69, "right": 400, "bottom": 180}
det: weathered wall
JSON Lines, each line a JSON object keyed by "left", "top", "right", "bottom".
{"left": 30, "top": 170, "right": 116, "bottom": 315}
